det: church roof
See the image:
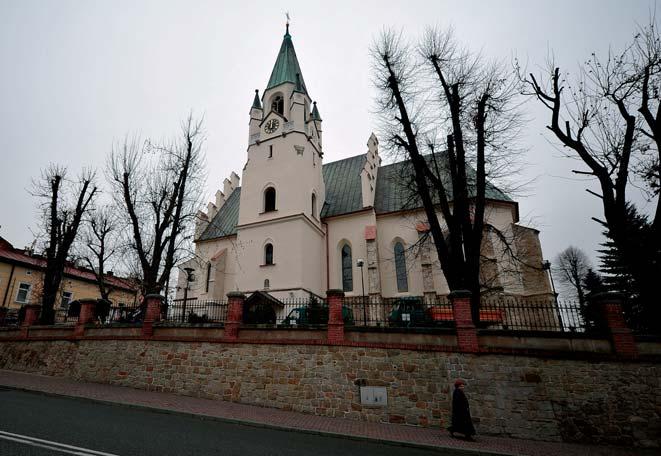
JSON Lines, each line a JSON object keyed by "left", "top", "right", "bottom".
{"left": 198, "top": 187, "right": 242, "bottom": 241}
{"left": 374, "top": 158, "right": 513, "bottom": 214}
{"left": 266, "top": 27, "right": 308, "bottom": 94}
{"left": 197, "top": 153, "right": 513, "bottom": 242}
{"left": 321, "top": 154, "right": 367, "bottom": 218}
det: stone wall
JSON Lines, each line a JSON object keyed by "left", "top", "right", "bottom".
{"left": 0, "top": 339, "right": 658, "bottom": 448}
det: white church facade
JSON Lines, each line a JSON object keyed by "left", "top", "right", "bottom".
{"left": 176, "top": 27, "right": 552, "bottom": 306}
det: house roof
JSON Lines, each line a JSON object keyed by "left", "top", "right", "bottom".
{"left": 198, "top": 187, "right": 242, "bottom": 240}
{"left": 0, "top": 247, "right": 137, "bottom": 292}
{"left": 198, "top": 152, "right": 514, "bottom": 241}
{"left": 266, "top": 27, "right": 308, "bottom": 95}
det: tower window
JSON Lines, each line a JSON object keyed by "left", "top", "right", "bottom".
{"left": 265, "top": 243, "right": 274, "bottom": 265}
{"left": 264, "top": 187, "right": 276, "bottom": 212}
{"left": 311, "top": 193, "right": 317, "bottom": 219}
{"left": 271, "top": 95, "right": 284, "bottom": 115}
{"left": 264, "top": 279, "right": 270, "bottom": 289}
{"left": 341, "top": 244, "right": 353, "bottom": 292}
{"left": 268, "top": 145, "right": 273, "bottom": 158}
{"left": 394, "top": 242, "right": 409, "bottom": 292}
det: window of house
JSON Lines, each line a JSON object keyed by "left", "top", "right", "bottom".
{"left": 271, "top": 95, "right": 284, "bottom": 115}
{"left": 264, "top": 187, "right": 276, "bottom": 212}
{"left": 205, "top": 263, "right": 211, "bottom": 293}
{"left": 341, "top": 244, "right": 353, "bottom": 292}
{"left": 394, "top": 242, "right": 409, "bottom": 292}
{"left": 15, "top": 282, "right": 31, "bottom": 303}
{"left": 265, "top": 243, "right": 274, "bottom": 265}
{"left": 264, "top": 279, "right": 270, "bottom": 289}
{"left": 61, "top": 291, "right": 73, "bottom": 309}
{"left": 311, "top": 193, "right": 317, "bottom": 219}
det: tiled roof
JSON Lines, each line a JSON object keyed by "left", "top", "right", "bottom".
{"left": 198, "top": 188, "right": 242, "bottom": 241}
{"left": 198, "top": 153, "right": 513, "bottom": 241}
{"left": 0, "top": 248, "right": 137, "bottom": 292}
{"left": 321, "top": 154, "right": 366, "bottom": 218}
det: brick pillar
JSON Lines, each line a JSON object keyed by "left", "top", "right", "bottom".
{"left": 20, "top": 304, "right": 41, "bottom": 338}
{"left": 449, "top": 290, "right": 479, "bottom": 353}
{"left": 327, "top": 289, "right": 345, "bottom": 344}
{"left": 74, "top": 299, "right": 97, "bottom": 337}
{"left": 142, "top": 294, "right": 164, "bottom": 338}
{"left": 224, "top": 292, "right": 245, "bottom": 341}
{"left": 594, "top": 292, "right": 638, "bottom": 359}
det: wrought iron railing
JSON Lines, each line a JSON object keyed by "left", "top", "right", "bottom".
{"left": 478, "top": 296, "right": 602, "bottom": 333}
{"left": 343, "top": 296, "right": 452, "bottom": 329}
{"left": 243, "top": 298, "right": 329, "bottom": 327}
{"left": 166, "top": 299, "right": 228, "bottom": 324}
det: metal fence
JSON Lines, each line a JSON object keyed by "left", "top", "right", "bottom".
{"left": 343, "top": 296, "right": 452, "bottom": 329}
{"left": 243, "top": 298, "right": 328, "bottom": 327}
{"left": 165, "top": 299, "right": 228, "bottom": 324}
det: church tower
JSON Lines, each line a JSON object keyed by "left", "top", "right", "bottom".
{"left": 236, "top": 25, "right": 326, "bottom": 298}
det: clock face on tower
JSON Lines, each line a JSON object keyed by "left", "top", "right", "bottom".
{"left": 264, "top": 118, "right": 280, "bottom": 134}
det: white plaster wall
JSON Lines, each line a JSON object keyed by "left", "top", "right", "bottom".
{"left": 234, "top": 216, "right": 325, "bottom": 296}
{"left": 326, "top": 211, "right": 377, "bottom": 297}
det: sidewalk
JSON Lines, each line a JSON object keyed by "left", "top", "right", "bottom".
{"left": 0, "top": 369, "right": 648, "bottom": 456}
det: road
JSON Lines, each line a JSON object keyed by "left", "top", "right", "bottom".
{"left": 0, "top": 388, "right": 446, "bottom": 455}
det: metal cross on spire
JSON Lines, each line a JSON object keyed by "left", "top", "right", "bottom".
{"left": 285, "top": 11, "right": 291, "bottom": 34}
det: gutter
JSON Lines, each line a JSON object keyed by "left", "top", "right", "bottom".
{"left": 2, "top": 264, "right": 15, "bottom": 307}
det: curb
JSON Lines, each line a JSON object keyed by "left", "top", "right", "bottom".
{"left": 0, "top": 383, "right": 517, "bottom": 456}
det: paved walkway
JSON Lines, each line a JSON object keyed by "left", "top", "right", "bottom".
{"left": 0, "top": 370, "right": 649, "bottom": 456}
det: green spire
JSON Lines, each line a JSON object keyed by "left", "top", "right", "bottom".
{"left": 252, "top": 89, "right": 262, "bottom": 109}
{"left": 311, "top": 101, "right": 322, "bottom": 121}
{"left": 266, "top": 25, "right": 308, "bottom": 94}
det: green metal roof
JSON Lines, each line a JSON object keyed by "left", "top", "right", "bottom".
{"left": 266, "top": 27, "right": 308, "bottom": 94}
{"left": 198, "top": 188, "right": 242, "bottom": 241}
{"left": 374, "top": 155, "right": 512, "bottom": 214}
{"left": 310, "top": 102, "right": 321, "bottom": 121}
{"left": 252, "top": 90, "right": 262, "bottom": 110}
{"left": 321, "top": 154, "right": 366, "bottom": 218}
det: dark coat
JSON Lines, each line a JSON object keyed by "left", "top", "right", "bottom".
{"left": 449, "top": 387, "right": 476, "bottom": 436}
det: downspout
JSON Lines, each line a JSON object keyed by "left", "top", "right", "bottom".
{"left": 324, "top": 221, "right": 329, "bottom": 291}
{"left": 2, "top": 264, "right": 15, "bottom": 307}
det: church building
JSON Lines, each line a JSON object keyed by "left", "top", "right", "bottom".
{"left": 176, "top": 26, "right": 552, "bottom": 307}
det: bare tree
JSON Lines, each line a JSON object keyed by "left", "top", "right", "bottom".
{"left": 522, "top": 18, "right": 661, "bottom": 325}
{"left": 80, "top": 206, "right": 118, "bottom": 301}
{"left": 108, "top": 115, "right": 205, "bottom": 297}
{"left": 371, "top": 28, "right": 527, "bottom": 321}
{"left": 31, "top": 165, "right": 98, "bottom": 324}
{"left": 554, "top": 246, "right": 590, "bottom": 304}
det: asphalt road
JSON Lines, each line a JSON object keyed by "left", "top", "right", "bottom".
{"left": 0, "top": 388, "right": 446, "bottom": 455}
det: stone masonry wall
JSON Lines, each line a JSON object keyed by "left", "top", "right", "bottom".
{"left": 0, "top": 340, "right": 658, "bottom": 448}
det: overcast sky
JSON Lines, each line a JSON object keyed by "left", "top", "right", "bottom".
{"left": 0, "top": 0, "right": 658, "bottom": 278}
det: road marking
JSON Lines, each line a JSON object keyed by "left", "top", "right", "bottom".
{"left": 0, "top": 430, "right": 121, "bottom": 456}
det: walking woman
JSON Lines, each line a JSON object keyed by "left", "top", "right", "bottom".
{"left": 448, "top": 379, "right": 476, "bottom": 440}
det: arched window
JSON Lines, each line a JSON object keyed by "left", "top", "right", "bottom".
{"left": 341, "top": 244, "right": 353, "bottom": 292}
{"left": 265, "top": 243, "right": 274, "bottom": 265}
{"left": 394, "top": 242, "right": 408, "bottom": 292}
{"left": 271, "top": 95, "right": 284, "bottom": 115}
{"left": 264, "top": 187, "right": 276, "bottom": 212}
{"left": 264, "top": 279, "right": 270, "bottom": 289}
{"left": 205, "top": 263, "right": 211, "bottom": 293}
{"left": 311, "top": 193, "right": 317, "bottom": 219}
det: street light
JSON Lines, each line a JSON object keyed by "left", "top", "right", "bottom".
{"left": 357, "top": 259, "right": 366, "bottom": 325}
{"left": 182, "top": 267, "right": 195, "bottom": 323}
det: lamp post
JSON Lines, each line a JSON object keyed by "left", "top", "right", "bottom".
{"left": 182, "top": 267, "right": 195, "bottom": 323}
{"left": 357, "top": 259, "right": 366, "bottom": 325}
